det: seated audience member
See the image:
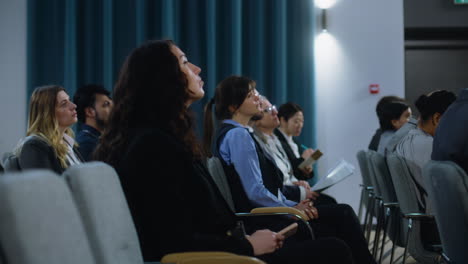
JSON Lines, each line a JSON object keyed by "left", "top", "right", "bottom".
{"left": 274, "top": 102, "right": 314, "bottom": 180}
{"left": 73, "top": 84, "right": 113, "bottom": 161}
{"left": 395, "top": 90, "right": 456, "bottom": 213}
{"left": 94, "top": 40, "right": 354, "bottom": 264}
{"left": 252, "top": 97, "right": 335, "bottom": 206}
{"left": 368, "top": 95, "right": 405, "bottom": 151}
{"left": 384, "top": 115, "right": 417, "bottom": 155}
{"left": 376, "top": 100, "right": 411, "bottom": 154}
{"left": 204, "top": 75, "right": 376, "bottom": 264}
{"left": 15, "top": 85, "right": 83, "bottom": 174}
{"left": 432, "top": 88, "right": 468, "bottom": 173}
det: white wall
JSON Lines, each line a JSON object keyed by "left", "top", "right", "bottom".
{"left": 315, "top": 0, "right": 405, "bottom": 212}
{"left": 0, "top": 0, "right": 27, "bottom": 156}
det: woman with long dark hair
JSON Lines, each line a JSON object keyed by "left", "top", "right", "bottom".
{"left": 94, "top": 40, "right": 353, "bottom": 263}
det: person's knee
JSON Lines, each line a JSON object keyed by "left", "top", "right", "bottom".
{"left": 321, "top": 237, "right": 353, "bottom": 262}
{"left": 335, "top": 203, "right": 355, "bottom": 218}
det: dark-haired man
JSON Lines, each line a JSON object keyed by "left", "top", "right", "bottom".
{"left": 73, "top": 84, "right": 113, "bottom": 161}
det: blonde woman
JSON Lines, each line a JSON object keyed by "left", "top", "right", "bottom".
{"left": 16, "top": 85, "right": 83, "bottom": 174}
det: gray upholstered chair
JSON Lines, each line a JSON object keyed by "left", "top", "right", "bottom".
{"left": 356, "top": 150, "right": 375, "bottom": 230}
{"left": 423, "top": 160, "right": 468, "bottom": 264}
{"left": 1, "top": 152, "right": 20, "bottom": 172}
{"left": 386, "top": 153, "right": 440, "bottom": 264}
{"left": 367, "top": 150, "right": 405, "bottom": 264}
{"left": 0, "top": 170, "right": 96, "bottom": 264}
{"left": 62, "top": 162, "right": 144, "bottom": 264}
{"left": 63, "top": 161, "right": 266, "bottom": 264}
{"left": 206, "top": 156, "right": 315, "bottom": 239}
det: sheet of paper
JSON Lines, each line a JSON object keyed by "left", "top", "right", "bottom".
{"left": 311, "top": 159, "right": 355, "bottom": 191}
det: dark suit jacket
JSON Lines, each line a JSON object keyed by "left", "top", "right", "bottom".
{"left": 432, "top": 88, "right": 468, "bottom": 173}
{"left": 19, "top": 136, "right": 83, "bottom": 174}
{"left": 112, "top": 127, "right": 253, "bottom": 261}
{"left": 76, "top": 124, "right": 101, "bottom": 161}
{"left": 274, "top": 129, "right": 313, "bottom": 180}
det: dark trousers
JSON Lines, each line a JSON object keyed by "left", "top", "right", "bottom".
{"left": 312, "top": 203, "right": 376, "bottom": 264}
{"left": 260, "top": 236, "right": 354, "bottom": 264}
{"left": 313, "top": 193, "right": 337, "bottom": 206}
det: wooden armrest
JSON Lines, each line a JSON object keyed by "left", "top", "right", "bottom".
{"left": 250, "top": 207, "right": 309, "bottom": 221}
{"left": 178, "top": 256, "right": 266, "bottom": 264}
{"left": 161, "top": 252, "right": 236, "bottom": 263}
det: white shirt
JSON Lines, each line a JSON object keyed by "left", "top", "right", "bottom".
{"left": 253, "top": 129, "right": 306, "bottom": 200}
{"left": 64, "top": 134, "right": 81, "bottom": 166}
{"left": 277, "top": 128, "right": 300, "bottom": 158}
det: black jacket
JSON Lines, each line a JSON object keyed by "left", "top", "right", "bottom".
{"left": 274, "top": 129, "right": 314, "bottom": 180}
{"left": 19, "top": 136, "right": 83, "bottom": 174}
{"left": 112, "top": 127, "right": 253, "bottom": 261}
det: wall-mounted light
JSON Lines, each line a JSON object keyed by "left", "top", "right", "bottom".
{"left": 316, "top": 0, "right": 335, "bottom": 33}
{"left": 321, "top": 9, "right": 328, "bottom": 32}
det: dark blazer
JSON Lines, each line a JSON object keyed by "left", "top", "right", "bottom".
{"left": 274, "top": 129, "right": 313, "bottom": 180}
{"left": 76, "top": 124, "right": 101, "bottom": 161}
{"left": 432, "top": 88, "right": 468, "bottom": 173}
{"left": 19, "top": 136, "right": 83, "bottom": 174}
{"left": 112, "top": 127, "right": 253, "bottom": 261}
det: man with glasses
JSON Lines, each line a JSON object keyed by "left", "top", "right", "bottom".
{"left": 252, "top": 98, "right": 317, "bottom": 203}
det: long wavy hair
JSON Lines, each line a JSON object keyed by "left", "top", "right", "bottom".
{"left": 26, "top": 85, "right": 74, "bottom": 168}
{"left": 94, "top": 40, "right": 201, "bottom": 165}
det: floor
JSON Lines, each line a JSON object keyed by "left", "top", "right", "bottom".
{"left": 368, "top": 230, "right": 418, "bottom": 264}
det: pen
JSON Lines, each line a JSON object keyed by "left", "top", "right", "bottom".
{"left": 300, "top": 144, "right": 308, "bottom": 150}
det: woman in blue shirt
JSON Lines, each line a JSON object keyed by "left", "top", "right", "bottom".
{"left": 204, "top": 75, "right": 376, "bottom": 264}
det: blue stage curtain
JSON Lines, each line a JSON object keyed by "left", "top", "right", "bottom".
{"left": 27, "top": 0, "right": 316, "bottom": 148}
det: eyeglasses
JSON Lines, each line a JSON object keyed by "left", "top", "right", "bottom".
{"left": 263, "top": 105, "right": 277, "bottom": 114}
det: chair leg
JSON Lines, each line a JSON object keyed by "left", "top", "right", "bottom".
{"left": 365, "top": 194, "right": 375, "bottom": 243}
{"left": 378, "top": 208, "right": 388, "bottom": 264}
{"left": 402, "top": 218, "right": 413, "bottom": 264}
{"left": 389, "top": 215, "right": 399, "bottom": 264}
{"left": 358, "top": 187, "right": 365, "bottom": 222}
{"left": 372, "top": 199, "right": 384, "bottom": 257}
{"left": 364, "top": 192, "right": 372, "bottom": 234}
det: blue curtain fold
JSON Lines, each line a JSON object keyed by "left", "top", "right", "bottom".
{"left": 27, "top": 0, "right": 316, "bottom": 149}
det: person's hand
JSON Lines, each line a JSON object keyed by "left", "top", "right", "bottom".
{"left": 305, "top": 189, "right": 320, "bottom": 201}
{"left": 246, "top": 229, "right": 284, "bottom": 256}
{"left": 299, "top": 165, "right": 313, "bottom": 175}
{"left": 293, "top": 199, "right": 319, "bottom": 219}
{"left": 292, "top": 180, "right": 310, "bottom": 189}
{"left": 301, "top": 148, "right": 314, "bottom": 159}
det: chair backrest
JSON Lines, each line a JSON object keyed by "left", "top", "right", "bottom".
{"left": 387, "top": 153, "right": 439, "bottom": 263}
{"left": 386, "top": 154, "right": 422, "bottom": 215}
{"left": 423, "top": 160, "right": 468, "bottom": 263}
{"left": 62, "top": 162, "right": 144, "bottom": 264}
{"left": 368, "top": 150, "right": 397, "bottom": 204}
{"left": 356, "top": 150, "right": 373, "bottom": 188}
{"left": 368, "top": 150, "right": 406, "bottom": 246}
{"left": 0, "top": 170, "right": 95, "bottom": 264}
{"left": 206, "top": 157, "right": 236, "bottom": 212}
{"left": 2, "top": 152, "right": 21, "bottom": 172}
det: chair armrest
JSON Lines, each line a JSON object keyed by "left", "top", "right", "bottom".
{"left": 383, "top": 202, "right": 399, "bottom": 208}
{"left": 178, "top": 255, "right": 266, "bottom": 264}
{"left": 235, "top": 207, "right": 315, "bottom": 239}
{"left": 359, "top": 184, "right": 374, "bottom": 191}
{"left": 250, "top": 207, "right": 309, "bottom": 221}
{"left": 161, "top": 252, "right": 236, "bottom": 263}
{"left": 403, "top": 213, "right": 434, "bottom": 220}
